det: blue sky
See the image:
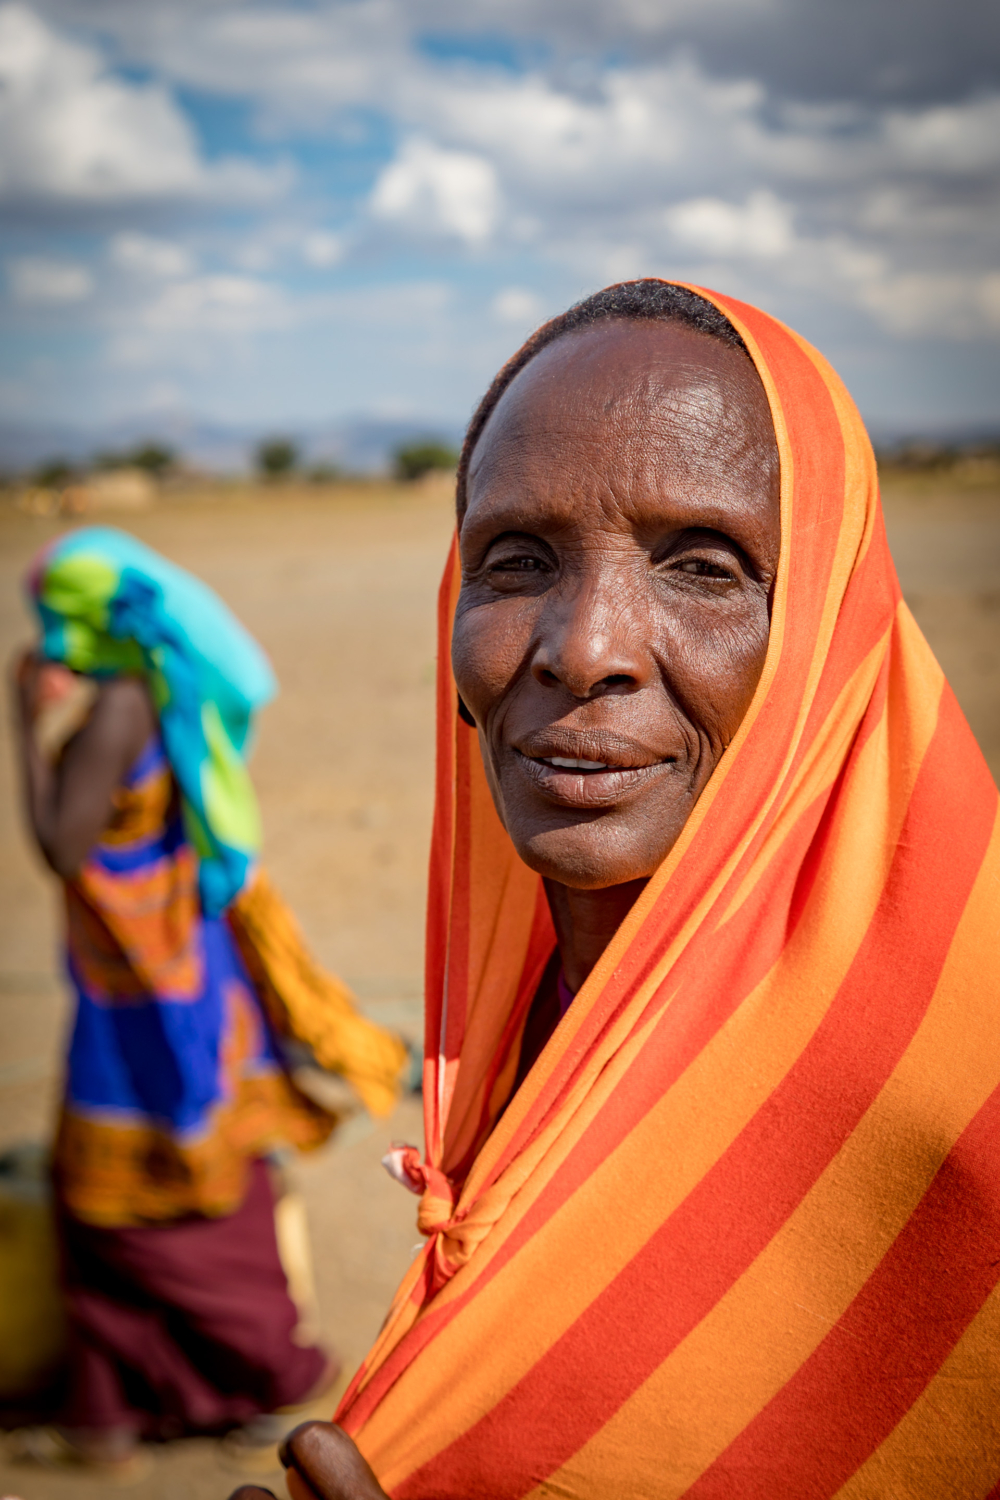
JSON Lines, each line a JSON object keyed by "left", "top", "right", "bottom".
{"left": 1, "top": 0, "right": 998, "bottom": 455}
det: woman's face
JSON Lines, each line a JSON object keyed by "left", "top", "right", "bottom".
{"left": 453, "top": 318, "right": 781, "bottom": 891}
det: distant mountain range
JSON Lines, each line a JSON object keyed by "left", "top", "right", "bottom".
{"left": 0, "top": 412, "right": 996, "bottom": 479}
{"left": 0, "top": 413, "right": 468, "bottom": 478}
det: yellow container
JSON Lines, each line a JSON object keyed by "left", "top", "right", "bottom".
{"left": 0, "top": 1145, "right": 67, "bottom": 1398}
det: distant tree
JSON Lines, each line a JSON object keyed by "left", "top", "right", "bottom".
{"left": 90, "top": 442, "right": 174, "bottom": 475}
{"left": 256, "top": 437, "right": 298, "bottom": 479}
{"left": 92, "top": 449, "right": 129, "bottom": 471}
{"left": 129, "top": 442, "right": 175, "bottom": 476}
{"left": 306, "top": 461, "right": 342, "bottom": 483}
{"left": 393, "top": 439, "right": 459, "bottom": 482}
{"left": 33, "top": 457, "right": 75, "bottom": 488}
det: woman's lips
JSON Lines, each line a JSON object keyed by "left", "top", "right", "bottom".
{"left": 541, "top": 755, "right": 609, "bottom": 771}
{"left": 513, "top": 748, "right": 674, "bottom": 807}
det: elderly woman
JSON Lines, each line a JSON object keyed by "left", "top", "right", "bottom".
{"left": 13, "top": 528, "right": 408, "bottom": 1476}
{"left": 233, "top": 280, "right": 1000, "bottom": 1500}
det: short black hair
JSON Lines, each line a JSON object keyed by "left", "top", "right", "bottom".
{"left": 456, "top": 279, "right": 750, "bottom": 517}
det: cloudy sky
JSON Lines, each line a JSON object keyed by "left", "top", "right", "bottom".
{"left": 2, "top": 0, "right": 998, "bottom": 446}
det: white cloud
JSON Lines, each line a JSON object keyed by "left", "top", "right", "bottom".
{"left": 884, "top": 96, "right": 1000, "bottom": 174}
{"left": 0, "top": 2, "right": 286, "bottom": 204}
{"left": 492, "top": 286, "right": 544, "bottom": 326}
{"left": 665, "top": 191, "right": 796, "bottom": 259}
{"left": 397, "top": 59, "right": 999, "bottom": 340}
{"left": 579, "top": 0, "right": 777, "bottom": 24}
{"left": 403, "top": 62, "right": 767, "bottom": 209}
{"left": 32, "top": 1, "right": 411, "bottom": 130}
{"left": 858, "top": 270, "right": 1000, "bottom": 337}
{"left": 104, "top": 272, "right": 295, "bottom": 373}
{"left": 139, "top": 379, "right": 185, "bottom": 411}
{"left": 657, "top": 193, "right": 1000, "bottom": 339}
{"left": 99, "top": 275, "right": 464, "bottom": 414}
{"left": 981, "top": 275, "right": 1000, "bottom": 327}
{"left": 8, "top": 254, "right": 93, "bottom": 302}
{"left": 110, "top": 232, "right": 194, "bottom": 278}
{"left": 139, "top": 274, "right": 292, "bottom": 334}
{"left": 29, "top": 1, "right": 773, "bottom": 120}
{"left": 370, "top": 139, "right": 500, "bottom": 245}
{"left": 302, "top": 230, "right": 344, "bottom": 268}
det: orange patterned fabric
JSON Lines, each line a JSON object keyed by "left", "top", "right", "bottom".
{"left": 336, "top": 287, "right": 1000, "bottom": 1497}
{"left": 57, "top": 735, "right": 402, "bottom": 1226}
{"left": 229, "top": 869, "right": 409, "bottom": 1120}
{"left": 65, "top": 759, "right": 203, "bottom": 1003}
{"left": 56, "top": 979, "right": 333, "bottom": 1226}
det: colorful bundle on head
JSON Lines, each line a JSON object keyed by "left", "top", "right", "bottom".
{"left": 26, "top": 526, "right": 276, "bottom": 914}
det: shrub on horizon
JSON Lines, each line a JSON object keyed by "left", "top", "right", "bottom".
{"left": 393, "top": 439, "right": 458, "bottom": 483}
{"left": 256, "top": 437, "right": 299, "bottom": 479}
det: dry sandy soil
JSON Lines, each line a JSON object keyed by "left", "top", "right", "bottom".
{"left": 0, "top": 470, "right": 997, "bottom": 1500}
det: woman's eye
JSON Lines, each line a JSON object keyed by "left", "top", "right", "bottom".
{"left": 671, "top": 557, "right": 737, "bottom": 581}
{"left": 489, "top": 555, "right": 546, "bottom": 573}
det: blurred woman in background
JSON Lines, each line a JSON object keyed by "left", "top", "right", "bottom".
{"left": 12, "top": 526, "right": 408, "bottom": 1479}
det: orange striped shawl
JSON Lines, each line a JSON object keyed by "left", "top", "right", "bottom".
{"left": 337, "top": 288, "right": 1000, "bottom": 1497}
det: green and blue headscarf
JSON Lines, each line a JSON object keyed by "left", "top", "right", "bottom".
{"left": 27, "top": 527, "right": 276, "bottom": 914}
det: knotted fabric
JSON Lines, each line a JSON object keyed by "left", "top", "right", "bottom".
{"left": 337, "top": 285, "right": 1000, "bottom": 1498}
{"left": 382, "top": 1147, "right": 504, "bottom": 1287}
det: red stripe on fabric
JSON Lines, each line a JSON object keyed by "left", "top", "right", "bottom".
{"left": 772, "top": 522, "right": 895, "bottom": 813}
{"left": 394, "top": 690, "right": 995, "bottom": 1499}
{"left": 425, "top": 542, "right": 460, "bottom": 1141}
{"left": 452, "top": 886, "right": 556, "bottom": 1184}
{"left": 672, "top": 302, "right": 891, "bottom": 944}
{"left": 445, "top": 728, "right": 472, "bottom": 1063}
{"left": 802, "top": 516, "right": 899, "bottom": 727}
{"left": 713, "top": 296, "right": 846, "bottom": 722}
{"left": 683, "top": 1080, "right": 1000, "bottom": 1498}
{"left": 435, "top": 727, "right": 473, "bottom": 1145}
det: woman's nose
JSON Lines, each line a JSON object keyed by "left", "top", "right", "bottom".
{"left": 530, "top": 568, "right": 651, "bottom": 699}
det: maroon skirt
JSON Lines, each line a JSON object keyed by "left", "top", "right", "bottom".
{"left": 59, "top": 1160, "right": 326, "bottom": 1436}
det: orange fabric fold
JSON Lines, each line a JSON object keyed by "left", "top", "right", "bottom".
{"left": 336, "top": 285, "right": 1000, "bottom": 1498}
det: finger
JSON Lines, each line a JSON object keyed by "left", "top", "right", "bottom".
{"left": 281, "top": 1421, "right": 389, "bottom": 1500}
{"left": 225, "top": 1489, "right": 277, "bottom": 1500}
{"left": 287, "top": 1472, "right": 321, "bottom": 1500}
{"left": 11, "top": 649, "right": 35, "bottom": 690}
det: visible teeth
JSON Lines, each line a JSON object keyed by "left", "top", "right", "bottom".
{"left": 546, "top": 756, "right": 609, "bottom": 771}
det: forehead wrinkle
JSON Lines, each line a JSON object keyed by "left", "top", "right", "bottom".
{"left": 479, "top": 364, "right": 767, "bottom": 476}
{"left": 615, "top": 367, "right": 769, "bottom": 457}
{"left": 467, "top": 442, "right": 632, "bottom": 535}
{"left": 466, "top": 322, "right": 778, "bottom": 539}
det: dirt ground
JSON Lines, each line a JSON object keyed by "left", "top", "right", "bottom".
{"left": 0, "top": 470, "right": 997, "bottom": 1500}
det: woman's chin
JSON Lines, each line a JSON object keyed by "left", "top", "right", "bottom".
{"left": 511, "top": 824, "right": 667, "bottom": 891}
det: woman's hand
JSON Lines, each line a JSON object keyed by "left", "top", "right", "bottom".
{"left": 11, "top": 647, "right": 41, "bottom": 728}
{"left": 225, "top": 1422, "right": 390, "bottom": 1500}
{"left": 11, "top": 671, "right": 155, "bottom": 879}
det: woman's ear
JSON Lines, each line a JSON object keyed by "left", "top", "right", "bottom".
{"left": 457, "top": 695, "right": 476, "bottom": 727}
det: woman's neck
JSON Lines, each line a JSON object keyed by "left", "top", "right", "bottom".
{"left": 543, "top": 877, "right": 649, "bottom": 993}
